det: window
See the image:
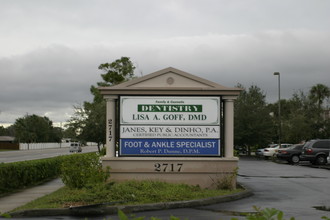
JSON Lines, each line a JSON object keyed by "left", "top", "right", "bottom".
{"left": 313, "top": 141, "right": 330, "bottom": 149}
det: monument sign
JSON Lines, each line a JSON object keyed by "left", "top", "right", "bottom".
{"left": 99, "top": 67, "right": 241, "bottom": 188}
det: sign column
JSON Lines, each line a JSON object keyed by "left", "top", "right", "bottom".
{"left": 223, "top": 96, "right": 236, "bottom": 158}
{"left": 105, "top": 95, "right": 118, "bottom": 158}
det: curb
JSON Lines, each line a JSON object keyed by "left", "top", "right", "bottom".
{"left": 9, "top": 184, "right": 253, "bottom": 218}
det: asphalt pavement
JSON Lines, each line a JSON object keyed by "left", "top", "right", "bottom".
{"left": 0, "top": 145, "right": 99, "bottom": 163}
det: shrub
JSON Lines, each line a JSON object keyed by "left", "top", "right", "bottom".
{"left": 60, "top": 153, "right": 110, "bottom": 189}
{"left": 99, "top": 146, "right": 106, "bottom": 156}
{"left": 210, "top": 167, "right": 238, "bottom": 190}
{"left": 0, "top": 157, "right": 64, "bottom": 195}
{"left": 0, "top": 153, "right": 110, "bottom": 195}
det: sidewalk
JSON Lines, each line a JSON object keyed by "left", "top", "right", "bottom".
{"left": 0, "top": 178, "right": 64, "bottom": 214}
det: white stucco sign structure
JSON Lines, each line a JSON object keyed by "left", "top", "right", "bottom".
{"left": 99, "top": 67, "right": 241, "bottom": 189}
{"left": 120, "top": 96, "right": 220, "bottom": 156}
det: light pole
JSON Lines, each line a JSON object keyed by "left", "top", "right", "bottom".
{"left": 273, "top": 72, "right": 281, "bottom": 148}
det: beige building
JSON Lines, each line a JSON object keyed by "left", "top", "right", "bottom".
{"left": 99, "top": 67, "right": 241, "bottom": 189}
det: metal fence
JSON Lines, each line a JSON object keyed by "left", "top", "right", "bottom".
{"left": 19, "top": 142, "right": 71, "bottom": 150}
{"left": 18, "top": 142, "right": 97, "bottom": 150}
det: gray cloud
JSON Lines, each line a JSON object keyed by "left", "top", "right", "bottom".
{"left": 0, "top": 0, "right": 330, "bottom": 125}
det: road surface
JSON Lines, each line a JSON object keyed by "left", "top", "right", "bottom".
{"left": 0, "top": 145, "right": 99, "bottom": 163}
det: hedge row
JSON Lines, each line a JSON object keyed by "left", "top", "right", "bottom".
{"left": 0, "top": 154, "right": 80, "bottom": 195}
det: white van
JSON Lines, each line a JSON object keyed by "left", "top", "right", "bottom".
{"left": 69, "top": 142, "right": 82, "bottom": 153}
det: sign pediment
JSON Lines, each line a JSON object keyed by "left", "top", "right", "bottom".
{"left": 99, "top": 67, "right": 241, "bottom": 96}
{"left": 119, "top": 67, "right": 222, "bottom": 88}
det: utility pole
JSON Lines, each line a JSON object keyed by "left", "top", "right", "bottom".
{"left": 273, "top": 72, "right": 281, "bottom": 148}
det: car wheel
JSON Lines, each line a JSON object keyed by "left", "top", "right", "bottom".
{"left": 291, "top": 155, "right": 300, "bottom": 164}
{"left": 316, "top": 155, "right": 326, "bottom": 165}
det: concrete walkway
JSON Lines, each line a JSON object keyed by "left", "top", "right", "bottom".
{"left": 0, "top": 178, "right": 64, "bottom": 214}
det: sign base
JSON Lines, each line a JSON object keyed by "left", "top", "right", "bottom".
{"left": 102, "top": 157, "right": 238, "bottom": 189}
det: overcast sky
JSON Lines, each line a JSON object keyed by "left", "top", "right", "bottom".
{"left": 1, "top": 0, "right": 330, "bottom": 127}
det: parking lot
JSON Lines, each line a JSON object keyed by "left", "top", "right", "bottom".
{"left": 248, "top": 150, "right": 330, "bottom": 168}
{"left": 239, "top": 140, "right": 330, "bottom": 169}
{"left": 275, "top": 157, "right": 330, "bottom": 170}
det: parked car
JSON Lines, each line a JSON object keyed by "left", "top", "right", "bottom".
{"left": 263, "top": 143, "right": 292, "bottom": 158}
{"left": 255, "top": 144, "right": 275, "bottom": 157}
{"left": 276, "top": 144, "right": 304, "bottom": 164}
{"left": 256, "top": 148, "right": 265, "bottom": 157}
{"left": 69, "top": 142, "right": 82, "bottom": 153}
{"left": 300, "top": 139, "right": 330, "bottom": 165}
{"left": 235, "top": 146, "right": 247, "bottom": 155}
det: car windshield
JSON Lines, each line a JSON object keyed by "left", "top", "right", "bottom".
{"left": 287, "top": 144, "right": 302, "bottom": 150}
{"left": 285, "top": 146, "right": 295, "bottom": 150}
{"left": 303, "top": 141, "right": 313, "bottom": 149}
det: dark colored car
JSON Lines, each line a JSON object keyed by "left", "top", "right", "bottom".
{"left": 300, "top": 139, "right": 330, "bottom": 165}
{"left": 277, "top": 144, "right": 303, "bottom": 164}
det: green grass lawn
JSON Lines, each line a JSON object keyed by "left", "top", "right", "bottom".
{"left": 15, "top": 180, "right": 243, "bottom": 211}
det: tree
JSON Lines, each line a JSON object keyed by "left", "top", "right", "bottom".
{"left": 308, "top": 84, "right": 330, "bottom": 109}
{"left": 89, "top": 56, "right": 136, "bottom": 104}
{"left": 234, "top": 84, "right": 273, "bottom": 154}
{"left": 307, "top": 84, "right": 330, "bottom": 139}
{"left": 14, "top": 114, "right": 61, "bottom": 143}
{"left": 66, "top": 57, "right": 136, "bottom": 151}
{"left": 98, "top": 56, "right": 136, "bottom": 87}
{"left": 271, "top": 92, "right": 312, "bottom": 143}
{"left": 0, "top": 125, "right": 14, "bottom": 136}
{"left": 0, "top": 126, "right": 6, "bottom": 136}
{"left": 79, "top": 101, "right": 106, "bottom": 148}
{"left": 268, "top": 87, "right": 330, "bottom": 143}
